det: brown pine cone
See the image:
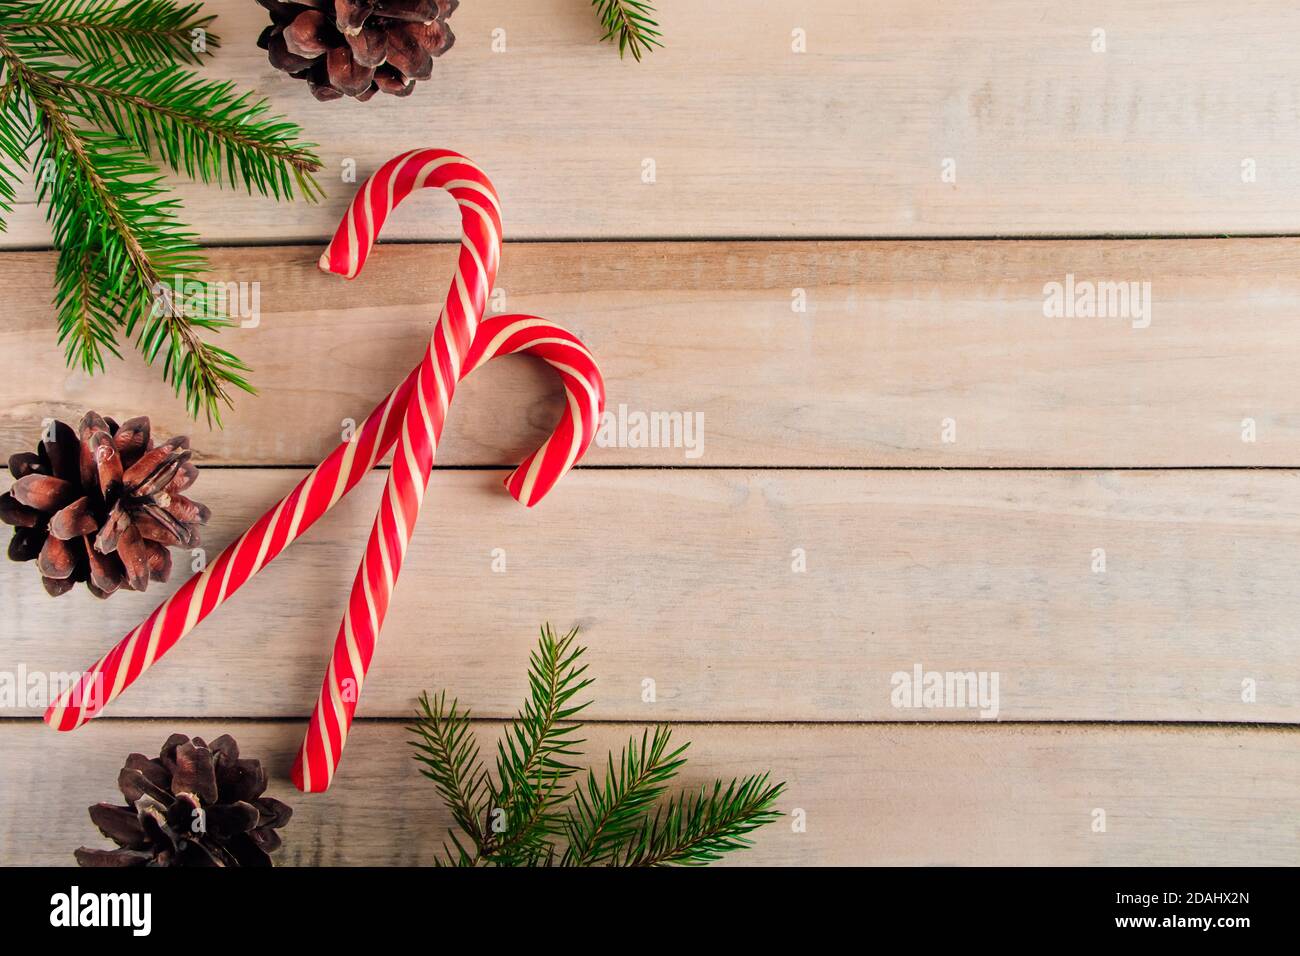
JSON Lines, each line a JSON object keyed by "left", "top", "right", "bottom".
{"left": 257, "top": 0, "right": 458, "bottom": 102}
{"left": 76, "top": 734, "right": 292, "bottom": 867}
{"left": 0, "top": 412, "right": 208, "bottom": 598}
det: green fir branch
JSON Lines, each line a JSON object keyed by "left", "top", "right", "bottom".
{"left": 408, "top": 690, "right": 490, "bottom": 857}
{"left": 562, "top": 726, "right": 687, "bottom": 866}
{"left": 46, "top": 62, "right": 321, "bottom": 201}
{"left": 408, "top": 625, "right": 785, "bottom": 867}
{"left": 55, "top": 246, "right": 123, "bottom": 374}
{"left": 0, "top": 0, "right": 216, "bottom": 66}
{"left": 0, "top": 0, "right": 322, "bottom": 423}
{"left": 0, "top": 72, "right": 33, "bottom": 228}
{"left": 618, "top": 773, "right": 786, "bottom": 867}
{"left": 487, "top": 624, "right": 592, "bottom": 864}
{"left": 591, "top": 0, "right": 662, "bottom": 62}
{"left": 33, "top": 117, "right": 251, "bottom": 421}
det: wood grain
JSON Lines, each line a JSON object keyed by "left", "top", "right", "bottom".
{"left": 4, "top": 468, "right": 1296, "bottom": 722}
{"left": 5, "top": 0, "right": 1300, "bottom": 245}
{"left": 2, "top": 720, "right": 1294, "bottom": 865}
{"left": 4, "top": 239, "right": 1300, "bottom": 466}
{"left": 1, "top": 0, "right": 1293, "bottom": 870}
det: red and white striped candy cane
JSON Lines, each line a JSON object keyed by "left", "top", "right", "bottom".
{"left": 44, "top": 366, "right": 419, "bottom": 731}
{"left": 290, "top": 148, "right": 502, "bottom": 791}
{"left": 42, "top": 313, "right": 602, "bottom": 739}
{"left": 292, "top": 313, "right": 604, "bottom": 791}
{"left": 44, "top": 147, "right": 493, "bottom": 733}
{"left": 46, "top": 152, "right": 606, "bottom": 785}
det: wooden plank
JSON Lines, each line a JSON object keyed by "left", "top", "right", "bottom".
{"left": 5, "top": 0, "right": 1300, "bottom": 244}
{"left": 4, "top": 239, "right": 1300, "bottom": 467}
{"left": 3, "top": 469, "right": 1297, "bottom": 722}
{"left": 2, "top": 720, "right": 1294, "bottom": 865}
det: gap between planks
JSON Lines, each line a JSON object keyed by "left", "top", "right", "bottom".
{"left": 2, "top": 717, "right": 1295, "bottom": 729}
{"left": 8, "top": 235, "right": 1300, "bottom": 253}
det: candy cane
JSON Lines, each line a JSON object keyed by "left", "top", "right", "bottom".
{"left": 45, "top": 152, "right": 606, "bottom": 778}
{"left": 293, "top": 147, "right": 604, "bottom": 789}
{"left": 44, "top": 366, "right": 419, "bottom": 732}
{"left": 293, "top": 314, "right": 604, "bottom": 791}
{"left": 45, "top": 148, "right": 487, "bottom": 732}
{"left": 287, "top": 149, "right": 502, "bottom": 793}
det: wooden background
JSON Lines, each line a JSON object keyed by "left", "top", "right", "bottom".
{"left": 2, "top": 0, "right": 1298, "bottom": 865}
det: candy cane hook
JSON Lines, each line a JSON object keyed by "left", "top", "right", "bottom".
{"left": 45, "top": 152, "right": 606, "bottom": 792}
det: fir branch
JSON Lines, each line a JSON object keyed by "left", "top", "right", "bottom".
{"left": 619, "top": 774, "right": 786, "bottom": 867}
{"left": 409, "top": 626, "right": 785, "bottom": 867}
{"left": 36, "top": 119, "right": 250, "bottom": 422}
{"left": 11, "top": 44, "right": 247, "bottom": 420}
{"left": 44, "top": 63, "right": 321, "bottom": 201}
{"left": 487, "top": 624, "right": 593, "bottom": 863}
{"left": 0, "top": 70, "right": 33, "bottom": 229}
{"left": 562, "top": 726, "right": 688, "bottom": 866}
{"left": 0, "top": 0, "right": 216, "bottom": 66}
{"left": 0, "top": 0, "right": 323, "bottom": 422}
{"left": 55, "top": 246, "right": 123, "bottom": 373}
{"left": 591, "top": 0, "right": 663, "bottom": 62}
{"left": 408, "top": 691, "right": 490, "bottom": 858}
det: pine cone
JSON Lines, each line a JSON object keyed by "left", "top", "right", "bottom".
{"left": 76, "top": 734, "right": 293, "bottom": 867}
{"left": 257, "top": 0, "right": 458, "bottom": 102}
{"left": 0, "top": 411, "right": 207, "bottom": 598}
